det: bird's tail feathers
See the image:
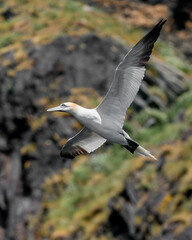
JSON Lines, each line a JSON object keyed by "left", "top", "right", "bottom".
{"left": 135, "top": 146, "right": 157, "bottom": 160}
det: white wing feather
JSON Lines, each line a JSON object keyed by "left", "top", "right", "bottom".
{"left": 97, "top": 66, "right": 145, "bottom": 127}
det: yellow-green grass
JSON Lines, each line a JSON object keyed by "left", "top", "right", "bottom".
{"left": 0, "top": 0, "right": 191, "bottom": 76}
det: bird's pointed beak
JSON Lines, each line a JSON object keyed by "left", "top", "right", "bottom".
{"left": 47, "top": 105, "right": 63, "bottom": 112}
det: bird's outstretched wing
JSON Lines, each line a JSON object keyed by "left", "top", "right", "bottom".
{"left": 97, "top": 19, "right": 166, "bottom": 128}
{"left": 60, "top": 127, "right": 106, "bottom": 159}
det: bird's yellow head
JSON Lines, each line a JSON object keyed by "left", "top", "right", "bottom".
{"left": 47, "top": 102, "right": 78, "bottom": 113}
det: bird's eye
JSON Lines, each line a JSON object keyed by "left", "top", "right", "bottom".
{"left": 61, "top": 103, "right": 67, "bottom": 107}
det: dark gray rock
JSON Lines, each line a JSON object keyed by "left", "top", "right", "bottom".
{"left": 176, "top": 227, "right": 192, "bottom": 240}
{"left": 33, "top": 45, "right": 62, "bottom": 77}
{"left": 151, "top": 60, "right": 188, "bottom": 103}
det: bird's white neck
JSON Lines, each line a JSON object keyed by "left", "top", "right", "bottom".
{"left": 70, "top": 104, "right": 101, "bottom": 127}
{"left": 70, "top": 104, "right": 90, "bottom": 118}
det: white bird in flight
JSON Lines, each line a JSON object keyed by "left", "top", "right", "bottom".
{"left": 47, "top": 19, "right": 166, "bottom": 160}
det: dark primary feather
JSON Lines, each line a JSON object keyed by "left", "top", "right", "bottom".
{"left": 61, "top": 145, "right": 87, "bottom": 159}
{"left": 118, "top": 19, "right": 167, "bottom": 69}
{"left": 60, "top": 127, "right": 88, "bottom": 159}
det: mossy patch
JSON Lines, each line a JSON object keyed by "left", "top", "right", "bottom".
{"left": 0, "top": 0, "right": 191, "bottom": 77}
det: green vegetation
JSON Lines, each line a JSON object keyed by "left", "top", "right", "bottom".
{"left": 0, "top": 32, "right": 20, "bottom": 48}
{"left": 157, "top": 41, "right": 192, "bottom": 74}
{"left": 168, "top": 91, "right": 192, "bottom": 122}
{"left": 122, "top": 92, "right": 192, "bottom": 148}
{"left": 136, "top": 108, "right": 168, "bottom": 126}
{"left": 0, "top": 0, "right": 191, "bottom": 76}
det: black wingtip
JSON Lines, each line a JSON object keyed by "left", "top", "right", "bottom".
{"left": 159, "top": 18, "right": 167, "bottom": 24}
{"left": 146, "top": 18, "right": 167, "bottom": 37}
{"left": 117, "top": 18, "right": 167, "bottom": 69}
{"left": 152, "top": 18, "right": 167, "bottom": 35}
{"left": 156, "top": 19, "right": 167, "bottom": 30}
{"left": 133, "top": 18, "right": 166, "bottom": 49}
{"left": 157, "top": 18, "right": 167, "bottom": 25}
{"left": 132, "top": 18, "right": 167, "bottom": 66}
{"left": 60, "top": 145, "right": 88, "bottom": 159}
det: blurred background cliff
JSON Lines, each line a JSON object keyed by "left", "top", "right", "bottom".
{"left": 0, "top": 0, "right": 192, "bottom": 239}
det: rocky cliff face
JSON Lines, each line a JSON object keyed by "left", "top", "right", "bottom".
{"left": 0, "top": 0, "right": 192, "bottom": 239}
{"left": 81, "top": 0, "right": 192, "bottom": 64}
{"left": 81, "top": 0, "right": 192, "bottom": 30}
{"left": 0, "top": 33, "right": 191, "bottom": 239}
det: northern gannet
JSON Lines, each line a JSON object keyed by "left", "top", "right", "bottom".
{"left": 47, "top": 19, "right": 166, "bottom": 160}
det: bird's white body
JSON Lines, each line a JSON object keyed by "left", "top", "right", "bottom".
{"left": 72, "top": 106, "right": 128, "bottom": 145}
{"left": 47, "top": 19, "right": 166, "bottom": 159}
